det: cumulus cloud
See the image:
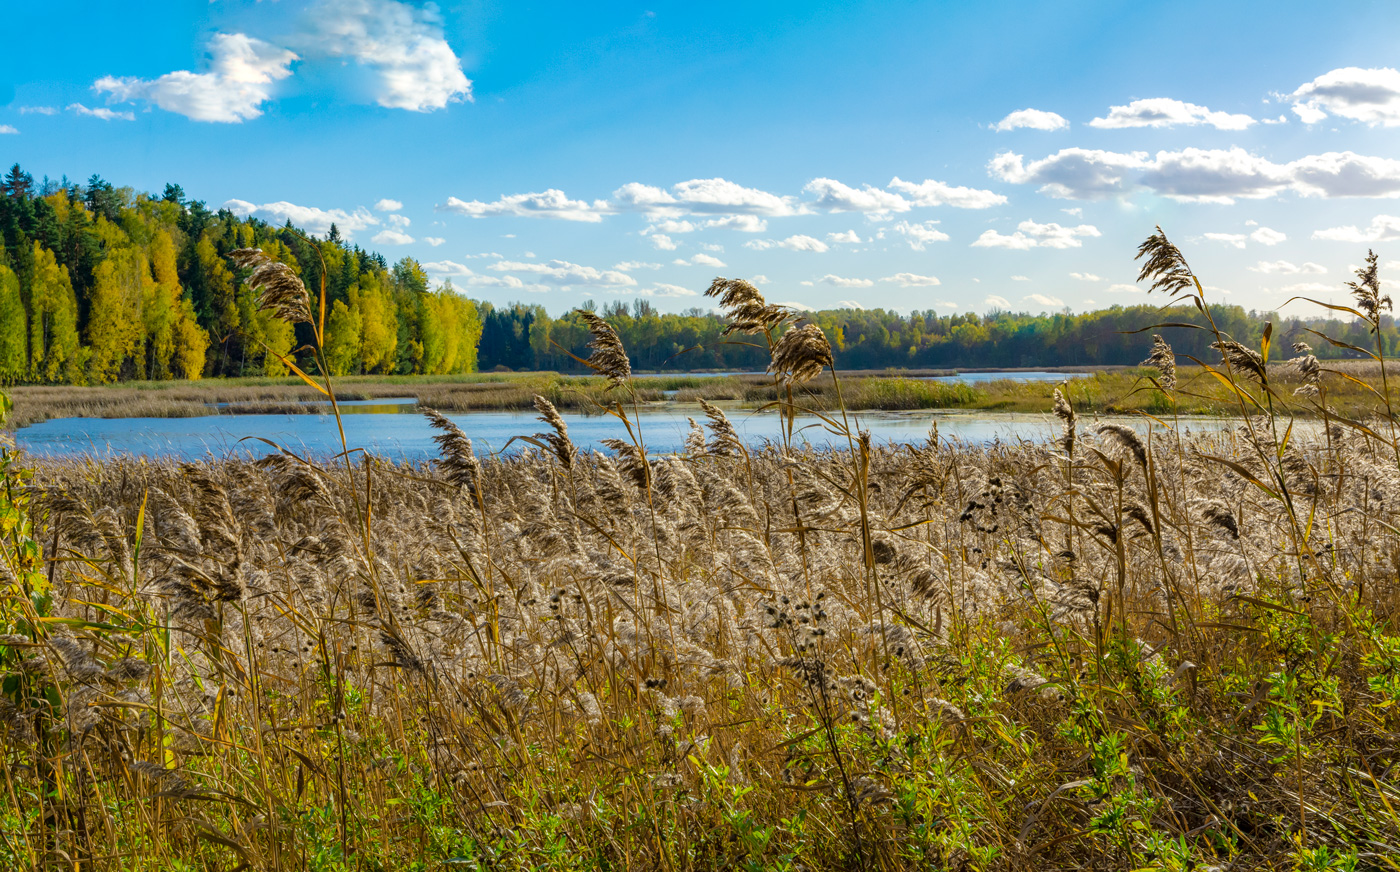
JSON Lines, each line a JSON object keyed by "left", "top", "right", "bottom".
{"left": 837, "top": 300, "right": 865, "bottom": 309}
{"left": 1011, "top": 275, "right": 1030, "bottom": 281}
{"left": 372, "top": 228, "right": 414, "bottom": 245}
{"left": 804, "top": 178, "right": 909, "bottom": 214}
{"left": 1202, "top": 232, "right": 1248, "bottom": 248}
{"left": 887, "top": 177, "right": 1007, "bottom": 209}
{"left": 991, "top": 146, "right": 1400, "bottom": 203}
{"left": 439, "top": 189, "right": 609, "bottom": 222}
{"left": 1089, "top": 98, "right": 1255, "bottom": 130}
{"left": 827, "top": 230, "right": 862, "bottom": 244}
{"left": 1251, "top": 226, "right": 1287, "bottom": 245}
{"left": 423, "top": 237, "right": 445, "bottom": 246}
{"left": 422, "top": 261, "right": 548, "bottom": 292}
{"left": 1108, "top": 283, "right": 1141, "bottom": 294}
{"left": 1069, "top": 272, "right": 1101, "bottom": 281}
{"left": 68, "top": 103, "right": 134, "bottom": 121}
{"left": 1279, "top": 281, "right": 1334, "bottom": 294}
{"left": 18, "top": 106, "right": 57, "bottom": 115}
{"left": 703, "top": 215, "right": 768, "bottom": 232}
{"left": 971, "top": 220, "right": 1100, "bottom": 250}
{"left": 374, "top": 198, "right": 404, "bottom": 212}
{"left": 224, "top": 198, "right": 378, "bottom": 237}
{"left": 1024, "top": 293, "right": 1065, "bottom": 308}
{"left": 1313, "top": 214, "right": 1400, "bottom": 242}
{"left": 614, "top": 178, "right": 802, "bottom": 217}
{"left": 744, "top": 235, "right": 829, "bottom": 253}
{"left": 301, "top": 0, "right": 470, "bottom": 111}
{"left": 489, "top": 259, "right": 636, "bottom": 286}
{"left": 1290, "top": 67, "right": 1400, "bottom": 126}
{"left": 640, "top": 283, "right": 699, "bottom": 298}
{"left": 0, "top": 126, "right": 15, "bottom": 135}
{"left": 993, "top": 108, "right": 1069, "bottom": 131}
{"left": 648, "top": 219, "right": 696, "bottom": 234}
{"left": 649, "top": 234, "right": 678, "bottom": 251}
{"left": 881, "top": 272, "right": 941, "bottom": 286}
{"left": 774, "top": 301, "right": 814, "bottom": 312}
{"left": 675, "top": 253, "right": 727, "bottom": 267}
{"left": 985, "top": 295, "right": 1011, "bottom": 309}
{"left": 893, "top": 220, "right": 950, "bottom": 250}
{"left": 1250, "top": 260, "right": 1326, "bottom": 275}
{"left": 95, "top": 33, "right": 297, "bottom": 123}
{"left": 750, "top": 275, "right": 771, "bottom": 284}
{"left": 820, "top": 274, "right": 875, "bottom": 288}
{"left": 614, "top": 261, "right": 663, "bottom": 271}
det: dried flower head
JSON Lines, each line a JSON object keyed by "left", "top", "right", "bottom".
{"left": 230, "top": 248, "right": 312, "bottom": 325}
{"left": 422, "top": 406, "right": 481, "bottom": 491}
{"left": 705, "top": 277, "right": 795, "bottom": 335}
{"left": 1211, "top": 339, "right": 1267, "bottom": 384}
{"left": 1142, "top": 335, "right": 1176, "bottom": 391}
{"left": 532, "top": 395, "right": 576, "bottom": 469}
{"left": 1095, "top": 423, "right": 1147, "bottom": 468}
{"left": 575, "top": 310, "right": 631, "bottom": 388}
{"left": 1052, "top": 388, "right": 1076, "bottom": 456}
{"left": 1347, "top": 250, "right": 1391, "bottom": 332}
{"left": 1134, "top": 226, "right": 1196, "bottom": 297}
{"left": 698, "top": 398, "right": 744, "bottom": 456}
{"left": 768, "top": 323, "right": 833, "bottom": 386}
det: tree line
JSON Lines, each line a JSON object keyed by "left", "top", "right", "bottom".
{"left": 0, "top": 164, "right": 482, "bottom": 383}
{"left": 0, "top": 163, "right": 1387, "bottom": 384}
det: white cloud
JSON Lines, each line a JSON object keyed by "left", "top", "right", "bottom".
{"left": 648, "top": 219, "right": 696, "bottom": 233}
{"left": 703, "top": 215, "right": 768, "bottom": 233}
{"left": 881, "top": 272, "right": 941, "bottom": 287}
{"left": 750, "top": 275, "right": 770, "bottom": 284}
{"left": 971, "top": 220, "right": 1100, "bottom": 250}
{"left": 744, "top": 234, "right": 830, "bottom": 253}
{"left": 614, "top": 178, "right": 801, "bottom": 217}
{"left": 1251, "top": 226, "right": 1287, "bottom": 245}
{"left": 827, "top": 230, "right": 862, "bottom": 244}
{"left": 68, "top": 103, "right": 134, "bottom": 121}
{"left": 1089, "top": 98, "right": 1255, "bottom": 130}
{"left": 640, "top": 283, "right": 699, "bottom": 298}
{"left": 985, "top": 295, "right": 1011, "bottom": 308}
{"left": 989, "top": 148, "right": 1149, "bottom": 199}
{"left": 1024, "top": 293, "right": 1065, "bottom": 308}
{"left": 1011, "top": 275, "right": 1030, "bottom": 281}
{"left": 992, "top": 146, "right": 1400, "bottom": 203}
{"left": 372, "top": 228, "right": 414, "bottom": 245}
{"left": 489, "top": 259, "right": 636, "bottom": 286}
{"left": 774, "top": 301, "right": 814, "bottom": 312}
{"left": 1083, "top": 299, "right": 1096, "bottom": 306}
{"left": 649, "top": 234, "right": 678, "bottom": 251}
{"left": 374, "top": 198, "right": 403, "bottom": 212}
{"left": 439, "top": 189, "right": 609, "bottom": 222}
{"left": 1290, "top": 67, "right": 1400, "bottom": 127}
{"left": 18, "top": 106, "right": 57, "bottom": 115}
{"left": 1203, "top": 232, "right": 1248, "bottom": 248}
{"left": 678, "top": 253, "right": 727, "bottom": 267}
{"left": 887, "top": 176, "right": 1007, "bottom": 209}
{"left": 1108, "top": 283, "right": 1141, "bottom": 294}
{"left": 423, "top": 236, "right": 445, "bottom": 246}
{"left": 700, "top": 242, "right": 724, "bottom": 252}
{"left": 993, "top": 108, "right": 1069, "bottom": 131}
{"left": 1069, "top": 272, "right": 1101, "bottom": 281}
{"left": 301, "top": 0, "right": 470, "bottom": 111}
{"left": 95, "top": 33, "right": 297, "bottom": 123}
{"left": 804, "top": 178, "right": 910, "bottom": 214}
{"left": 837, "top": 300, "right": 865, "bottom": 309}
{"left": 614, "top": 261, "right": 663, "bottom": 271}
{"left": 1313, "top": 214, "right": 1400, "bottom": 242}
{"left": 0, "top": 126, "right": 15, "bottom": 135}
{"left": 1279, "top": 281, "right": 1335, "bottom": 294}
{"left": 1250, "top": 260, "right": 1326, "bottom": 275}
{"left": 422, "top": 261, "right": 548, "bottom": 292}
{"left": 422, "top": 260, "right": 473, "bottom": 277}
{"left": 820, "top": 274, "right": 875, "bottom": 288}
{"left": 386, "top": 213, "right": 410, "bottom": 228}
{"left": 893, "top": 220, "right": 950, "bottom": 250}
{"left": 223, "top": 198, "right": 378, "bottom": 237}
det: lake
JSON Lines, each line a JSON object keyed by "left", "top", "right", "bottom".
{"left": 15, "top": 400, "right": 1235, "bottom": 461}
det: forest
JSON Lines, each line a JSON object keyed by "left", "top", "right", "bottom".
{"left": 1, "top": 163, "right": 1388, "bottom": 384}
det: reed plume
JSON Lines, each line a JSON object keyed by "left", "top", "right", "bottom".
{"left": 705, "top": 277, "right": 794, "bottom": 335}
{"left": 768, "top": 323, "right": 834, "bottom": 386}
{"left": 230, "top": 248, "right": 313, "bottom": 325}
{"left": 575, "top": 310, "right": 631, "bottom": 388}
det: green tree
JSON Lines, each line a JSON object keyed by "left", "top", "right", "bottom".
{"left": 324, "top": 298, "right": 363, "bottom": 375}
{"left": 0, "top": 265, "right": 26, "bottom": 382}
{"left": 27, "top": 243, "right": 80, "bottom": 382}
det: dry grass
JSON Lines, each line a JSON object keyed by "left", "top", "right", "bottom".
{"left": 4, "top": 240, "right": 1400, "bottom": 870}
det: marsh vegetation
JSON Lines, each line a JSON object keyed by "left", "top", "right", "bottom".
{"left": 2, "top": 235, "right": 1400, "bottom": 870}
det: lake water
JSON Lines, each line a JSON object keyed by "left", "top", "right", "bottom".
{"left": 15, "top": 401, "right": 1236, "bottom": 462}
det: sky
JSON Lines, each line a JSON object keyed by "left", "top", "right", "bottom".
{"left": 2, "top": 0, "right": 1399, "bottom": 317}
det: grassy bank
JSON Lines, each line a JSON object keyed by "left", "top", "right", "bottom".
{"left": 5, "top": 361, "right": 1394, "bottom": 429}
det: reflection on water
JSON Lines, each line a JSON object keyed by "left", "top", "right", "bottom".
{"left": 16, "top": 404, "right": 1240, "bottom": 462}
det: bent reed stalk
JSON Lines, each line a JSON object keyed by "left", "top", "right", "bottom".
{"left": 3, "top": 236, "right": 1400, "bottom": 871}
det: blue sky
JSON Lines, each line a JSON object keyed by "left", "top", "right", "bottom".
{"left": 2, "top": 0, "right": 1399, "bottom": 316}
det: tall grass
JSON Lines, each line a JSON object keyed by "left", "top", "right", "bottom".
{"left": 2, "top": 235, "right": 1400, "bottom": 870}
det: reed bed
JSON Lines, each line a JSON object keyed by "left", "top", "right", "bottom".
{"left": 2, "top": 238, "right": 1400, "bottom": 870}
